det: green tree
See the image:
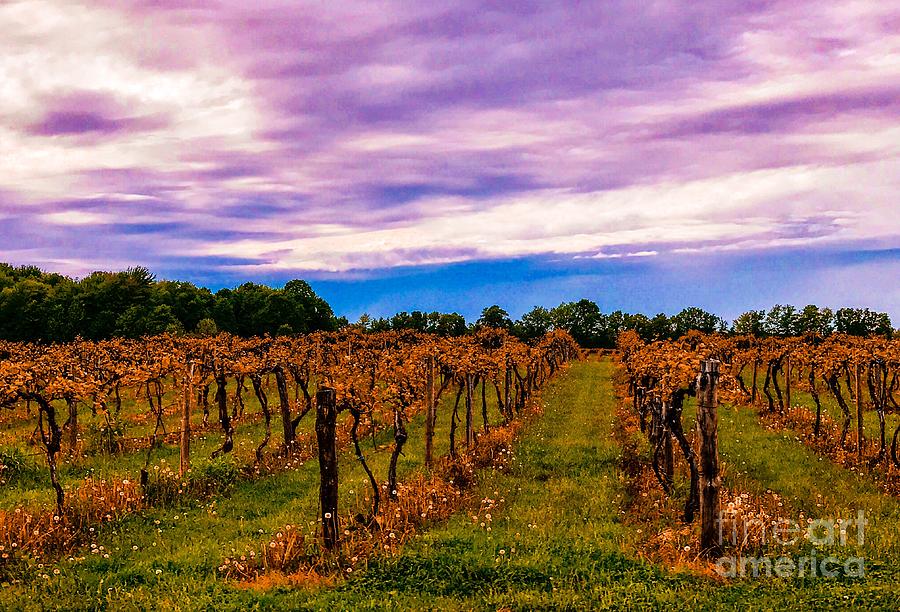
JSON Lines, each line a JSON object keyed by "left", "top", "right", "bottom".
{"left": 0, "top": 279, "right": 51, "bottom": 341}
{"left": 763, "top": 304, "right": 798, "bottom": 336}
{"left": 515, "top": 306, "right": 552, "bottom": 341}
{"left": 549, "top": 300, "right": 606, "bottom": 347}
{"left": 428, "top": 312, "right": 467, "bottom": 336}
{"left": 476, "top": 305, "right": 512, "bottom": 330}
{"left": 643, "top": 313, "right": 672, "bottom": 341}
{"left": 196, "top": 318, "right": 218, "bottom": 336}
{"left": 670, "top": 307, "right": 726, "bottom": 338}
{"left": 835, "top": 308, "right": 893, "bottom": 337}
{"left": 732, "top": 310, "right": 766, "bottom": 336}
{"left": 77, "top": 267, "right": 155, "bottom": 339}
{"left": 116, "top": 304, "right": 180, "bottom": 338}
{"left": 795, "top": 305, "right": 834, "bottom": 336}
{"left": 155, "top": 281, "right": 215, "bottom": 332}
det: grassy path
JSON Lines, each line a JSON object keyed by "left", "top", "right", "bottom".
{"left": 5, "top": 360, "right": 900, "bottom": 610}
{"left": 305, "top": 359, "right": 688, "bottom": 610}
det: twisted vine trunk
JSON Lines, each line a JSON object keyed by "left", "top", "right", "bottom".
{"left": 350, "top": 406, "right": 379, "bottom": 526}
{"left": 888, "top": 372, "right": 899, "bottom": 410}
{"left": 65, "top": 397, "right": 78, "bottom": 457}
{"left": 424, "top": 356, "right": 436, "bottom": 469}
{"left": 493, "top": 381, "right": 506, "bottom": 424}
{"left": 661, "top": 401, "right": 674, "bottom": 486}
{"left": 232, "top": 375, "right": 245, "bottom": 419}
{"left": 274, "top": 367, "right": 294, "bottom": 452}
{"left": 250, "top": 374, "right": 271, "bottom": 465}
{"left": 200, "top": 384, "right": 210, "bottom": 426}
{"left": 211, "top": 372, "right": 234, "bottom": 459}
{"left": 290, "top": 373, "right": 313, "bottom": 438}
{"left": 763, "top": 363, "right": 775, "bottom": 412}
{"left": 387, "top": 404, "right": 408, "bottom": 502}
{"left": 464, "top": 374, "right": 475, "bottom": 449}
{"left": 481, "top": 376, "right": 489, "bottom": 434}
{"left": 26, "top": 395, "right": 64, "bottom": 514}
{"left": 771, "top": 360, "right": 784, "bottom": 412}
{"left": 649, "top": 398, "right": 673, "bottom": 493}
{"left": 855, "top": 364, "right": 864, "bottom": 457}
{"left": 504, "top": 367, "right": 512, "bottom": 421}
{"left": 449, "top": 384, "right": 463, "bottom": 459}
{"left": 868, "top": 363, "right": 887, "bottom": 467}
{"left": 784, "top": 356, "right": 792, "bottom": 411}
{"left": 891, "top": 423, "right": 900, "bottom": 467}
{"left": 513, "top": 366, "right": 526, "bottom": 413}
{"left": 142, "top": 381, "right": 167, "bottom": 485}
{"left": 667, "top": 389, "right": 699, "bottom": 524}
{"left": 750, "top": 359, "right": 758, "bottom": 405}
{"left": 809, "top": 370, "right": 822, "bottom": 438}
{"left": 114, "top": 384, "right": 122, "bottom": 417}
{"left": 636, "top": 386, "right": 647, "bottom": 434}
{"left": 735, "top": 363, "right": 751, "bottom": 399}
{"left": 828, "top": 374, "right": 852, "bottom": 447}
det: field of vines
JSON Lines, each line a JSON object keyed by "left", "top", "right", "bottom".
{"left": 2, "top": 327, "right": 900, "bottom": 609}
{"left": 620, "top": 330, "right": 900, "bottom": 497}
{"left": 0, "top": 329, "right": 584, "bottom": 605}
{"left": 616, "top": 331, "right": 900, "bottom": 593}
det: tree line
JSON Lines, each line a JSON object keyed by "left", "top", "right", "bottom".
{"left": 0, "top": 263, "right": 337, "bottom": 342}
{"left": 0, "top": 263, "right": 893, "bottom": 345}
{"left": 365, "top": 301, "right": 894, "bottom": 348}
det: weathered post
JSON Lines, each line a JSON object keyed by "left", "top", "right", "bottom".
{"left": 180, "top": 362, "right": 194, "bottom": 478}
{"left": 697, "top": 359, "right": 721, "bottom": 557}
{"left": 856, "top": 363, "right": 864, "bottom": 457}
{"left": 316, "top": 387, "right": 339, "bottom": 550}
{"left": 424, "top": 355, "right": 436, "bottom": 469}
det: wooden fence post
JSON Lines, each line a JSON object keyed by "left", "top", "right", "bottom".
{"left": 316, "top": 387, "right": 339, "bottom": 550}
{"left": 180, "top": 362, "right": 194, "bottom": 478}
{"left": 697, "top": 359, "right": 721, "bottom": 557}
{"left": 856, "top": 363, "right": 864, "bottom": 457}
{"left": 424, "top": 355, "right": 436, "bottom": 469}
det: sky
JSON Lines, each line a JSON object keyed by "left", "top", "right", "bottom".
{"left": 1, "top": 1, "right": 898, "bottom": 321}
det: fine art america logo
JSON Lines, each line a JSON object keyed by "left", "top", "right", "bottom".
{"left": 715, "top": 510, "right": 867, "bottom": 579}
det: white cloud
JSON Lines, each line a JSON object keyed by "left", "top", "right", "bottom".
{"left": 199, "top": 159, "right": 899, "bottom": 271}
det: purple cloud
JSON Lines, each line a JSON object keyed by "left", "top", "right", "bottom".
{"left": 24, "top": 90, "right": 168, "bottom": 138}
{"left": 655, "top": 86, "right": 900, "bottom": 138}
{"left": 0, "top": 0, "right": 896, "bottom": 288}
{"left": 27, "top": 110, "right": 165, "bottom": 137}
{"left": 30, "top": 110, "right": 122, "bottom": 136}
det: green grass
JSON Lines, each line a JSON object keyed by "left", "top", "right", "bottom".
{"left": 739, "top": 367, "right": 900, "bottom": 451}
{"left": 2, "top": 360, "right": 900, "bottom": 610}
{"left": 0, "top": 381, "right": 315, "bottom": 509}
